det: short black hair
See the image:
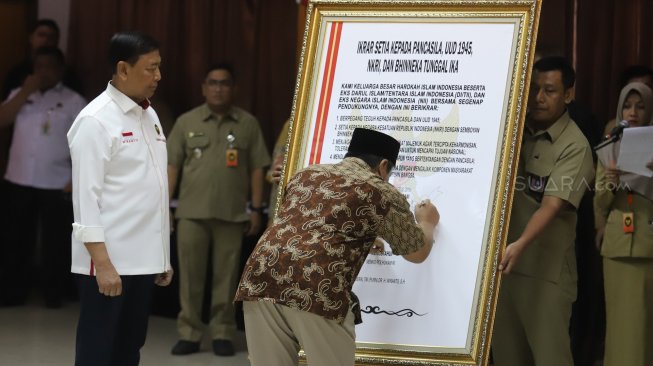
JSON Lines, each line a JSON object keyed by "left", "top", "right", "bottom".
{"left": 108, "top": 31, "right": 160, "bottom": 74}
{"left": 31, "top": 19, "right": 60, "bottom": 37}
{"left": 206, "top": 62, "right": 236, "bottom": 82}
{"left": 620, "top": 65, "right": 653, "bottom": 87}
{"left": 344, "top": 152, "right": 395, "bottom": 172}
{"left": 533, "top": 56, "right": 575, "bottom": 89}
{"left": 33, "top": 46, "right": 65, "bottom": 66}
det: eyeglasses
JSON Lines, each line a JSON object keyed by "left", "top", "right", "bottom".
{"left": 205, "top": 78, "right": 233, "bottom": 88}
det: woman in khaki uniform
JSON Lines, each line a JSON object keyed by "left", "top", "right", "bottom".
{"left": 594, "top": 82, "right": 653, "bottom": 366}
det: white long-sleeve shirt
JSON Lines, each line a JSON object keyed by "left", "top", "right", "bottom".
{"left": 67, "top": 82, "right": 170, "bottom": 276}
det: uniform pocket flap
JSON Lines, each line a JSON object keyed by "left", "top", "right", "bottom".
{"left": 187, "top": 135, "right": 209, "bottom": 149}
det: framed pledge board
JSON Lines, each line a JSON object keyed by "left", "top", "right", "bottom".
{"left": 280, "top": 1, "right": 541, "bottom": 365}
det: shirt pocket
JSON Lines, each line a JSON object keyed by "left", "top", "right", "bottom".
{"left": 187, "top": 134, "right": 209, "bottom": 149}
{"left": 184, "top": 134, "right": 210, "bottom": 166}
{"left": 524, "top": 160, "right": 552, "bottom": 203}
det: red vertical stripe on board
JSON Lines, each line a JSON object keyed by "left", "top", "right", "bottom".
{"left": 90, "top": 260, "right": 94, "bottom": 276}
{"left": 309, "top": 21, "right": 343, "bottom": 164}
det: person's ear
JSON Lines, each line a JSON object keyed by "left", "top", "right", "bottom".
{"left": 378, "top": 159, "right": 391, "bottom": 180}
{"left": 201, "top": 82, "right": 208, "bottom": 98}
{"left": 116, "top": 61, "right": 130, "bottom": 81}
{"left": 564, "top": 86, "right": 574, "bottom": 104}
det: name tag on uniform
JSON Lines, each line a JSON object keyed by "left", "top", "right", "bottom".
{"left": 226, "top": 148, "right": 238, "bottom": 167}
{"left": 623, "top": 212, "right": 634, "bottom": 233}
{"left": 226, "top": 132, "right": 238, "bottom": 167}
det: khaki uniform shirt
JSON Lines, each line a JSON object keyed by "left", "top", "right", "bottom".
{"left": 167, "top": 104, "right": 271, "bottom": 222}
{"left": 594, "top": 161, "right": 653, "bottom": 258}
{"left": 508, "top": 112, "right": 595, "bottom": 283}
{"left": 235, "top": 157, "right": 426, "bottom": 322}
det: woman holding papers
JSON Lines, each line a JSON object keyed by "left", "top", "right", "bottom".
{"left": 594, "top": 81, "right": 653, "bottom": 366}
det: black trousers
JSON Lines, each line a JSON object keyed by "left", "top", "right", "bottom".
{"left": 75, "top": 274, "right": 155, "bottom": 366}
{"left": 0, "top": 181, "right": 72, "bottom": 304}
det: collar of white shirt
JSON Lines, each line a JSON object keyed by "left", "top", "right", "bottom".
{"left": 105, "top": 81, "right": 149, "bottom": 114}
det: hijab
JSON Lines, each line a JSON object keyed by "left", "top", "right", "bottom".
{"left": 613, "top": 81, "right": 653, "bottom": 199}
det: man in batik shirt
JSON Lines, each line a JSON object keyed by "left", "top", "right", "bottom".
{"left": 235, "top": 128, "right": 440, "bottom": 366}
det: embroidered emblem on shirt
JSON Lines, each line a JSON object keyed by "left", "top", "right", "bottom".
{"left": 528, "top": 174, "right": 546, "bottom": 192}
{"left": 153, "top": 124, "right": 166, "bottom": 142}
{"left": 526, "top": 174, "right": 548, "bottom": 203}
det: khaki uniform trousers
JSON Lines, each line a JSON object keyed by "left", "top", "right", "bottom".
{"left": 176, "top": 218, "right": 245, "bottom": 341}
{"left": 243, "top": 300, "right": 356, "bottom": 366}
{"left": 493, "top": 267, "right": 576, "bottom": 366}
{"left": 603, "top": 257, "right": 653, "bottom": 366}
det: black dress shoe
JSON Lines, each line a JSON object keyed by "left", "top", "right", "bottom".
{"left": 212, "top": 339, "right": 235, "bottom": 356}
{"left": 171, "top": 340, "right": 200, "bottom": 355}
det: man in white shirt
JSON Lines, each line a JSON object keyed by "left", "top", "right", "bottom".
{"left": 67, "top": 31, "right": 173, "bottom": 366}
{"left": 0, "top": 46, "right": 86, "bottom": 308}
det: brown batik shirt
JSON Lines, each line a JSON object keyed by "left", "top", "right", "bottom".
{"left": 234, "top": 157, "right": 426, "bottom": 322}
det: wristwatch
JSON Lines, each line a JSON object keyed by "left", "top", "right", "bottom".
{"left": 248, "top": 203, "right": 264, "bottom": 214}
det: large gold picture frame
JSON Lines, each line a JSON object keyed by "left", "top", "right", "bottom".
{"left": 278, "top": 1, "right": 541, "bottom": 365}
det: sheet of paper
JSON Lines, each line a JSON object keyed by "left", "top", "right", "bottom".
{"left": 617, "top": 126, "right": 653, "bottom": 178}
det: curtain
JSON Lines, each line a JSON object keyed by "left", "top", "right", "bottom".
{"left": 574, "top": 0, "right": 653, "bottom": 127}
{"left": 66, "top": 0, "right": 653, "bottom": 145}
{"left": 67, "top": 0, "right": 299, "bottom": 148}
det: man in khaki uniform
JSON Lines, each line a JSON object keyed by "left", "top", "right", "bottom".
{"left": 167, "top": 63, "right": 270, "bottom": 356}
{"left": 492, "top": 56, "right": 595, "bottom": 366}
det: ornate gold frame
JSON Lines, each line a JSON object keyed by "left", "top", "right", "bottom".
{"left": 278, "top": 1, "right": 541, "bottom": 365}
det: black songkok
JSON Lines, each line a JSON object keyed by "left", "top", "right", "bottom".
{"left": 347, "top": 128, "right": 400, "bottom": 165}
